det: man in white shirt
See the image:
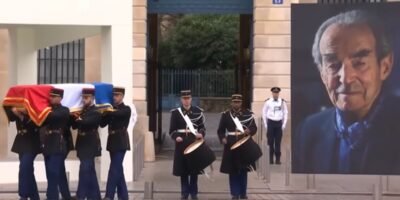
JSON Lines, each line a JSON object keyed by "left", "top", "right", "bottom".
{"left": 262, "top": 87, "right": 288, "bottom": 164}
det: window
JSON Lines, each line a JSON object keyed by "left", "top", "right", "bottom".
{"left": 37, "top": 39, "right": 85, "bottom": 84}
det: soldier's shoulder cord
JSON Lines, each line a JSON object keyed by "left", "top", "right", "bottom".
{"left": 222, "top": 109, "right": 230, "bottom": 114}
{"left": 246, "top": 109, "right": 254, "bottom": 114}
{"left": 194, "top": 106, "right": 204, "bottom": 112}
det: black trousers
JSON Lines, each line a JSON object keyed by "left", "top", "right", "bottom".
{"left": 267, "top": 119, "right": 283, "bottom": 162}
{"left": 180, "top": 174, "right": 198, "bottom": 198}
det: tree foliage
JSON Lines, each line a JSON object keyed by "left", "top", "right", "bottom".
{"left": 159, "top": 14, "right": 239, "bottom": 70}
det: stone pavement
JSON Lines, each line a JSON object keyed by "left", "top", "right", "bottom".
{"left": 2, "top": 154, "right": 400, "bottom": 199}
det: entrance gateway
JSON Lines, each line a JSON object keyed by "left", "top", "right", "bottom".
{"left": 146, "top": 0, "right": 255, "bottom": 142}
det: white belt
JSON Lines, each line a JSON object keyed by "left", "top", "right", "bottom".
{"left": 176, "top": 129, "right": 197, "bottom": 133}
{"left": 227, "top": 131, "right": 244, "bottom": 136}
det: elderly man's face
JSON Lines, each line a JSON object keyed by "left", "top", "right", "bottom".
{"left": 319, "top": 24, "right": 393, "bottom": 117}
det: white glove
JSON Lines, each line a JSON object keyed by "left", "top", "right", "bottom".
{"left": 282, "top": 125, "right": 286, "bottom": 131}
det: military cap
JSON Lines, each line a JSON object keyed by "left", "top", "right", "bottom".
{"left": 181, "top": 90, "right": 192, "bottom": 98}
{"left": 50, "top": 88, "right": 64, "bottom": 98}
{"left": 231, "top": 94, "right": 243, "bottom": 102}
{"left": 113, "top": 86, "right": 125, "bottom": 95}
{"left": 82, "top": 88, "right": 95, "bottom": 96}
{"left": 271, "top": 87, "right": 281, "bottom": 93}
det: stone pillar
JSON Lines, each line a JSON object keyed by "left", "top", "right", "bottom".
{"left": 0, "top": 29, "right": 9, "bottom": 159}
{"left": 6, "top": 27, "right": 37, "bottom": 160}
{"left": 252, "top": 0, "right": 291, "bottom": 135}
{"left": 84, "top": 35, "right": 101, "bottom": 83}
{"left": 132, "top": 0, "right": 155, "bottom": 162}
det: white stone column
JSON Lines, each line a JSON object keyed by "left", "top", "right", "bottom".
{"left": 8, "top": 27, "right": 37, "bottom": 85}
{"left": 100, "top": 24, "right": 133, "bottom": 182}
{"left": 7, "top": 27, "right": 37, "bottom": 160}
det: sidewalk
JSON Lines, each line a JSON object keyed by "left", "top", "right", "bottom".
{"left": 1, "top": 154, "right": 400, "bottom": 199}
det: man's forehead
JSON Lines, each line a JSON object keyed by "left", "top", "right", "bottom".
{"left": 320, "top": 23, "right": 376, "bottom": 57}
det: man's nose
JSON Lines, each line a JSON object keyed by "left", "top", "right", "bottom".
{"left": 338, "top": 59, "right": 357, "bottom": 84}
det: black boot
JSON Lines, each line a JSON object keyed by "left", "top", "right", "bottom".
{"left": 276, "top": 156, "right": 281, "bottom": 165}
{"left": 269, "top": 152, "right": 274, "bottom": 164}
{"left": 269, "top": 147, "right": 275, "bottom": 164}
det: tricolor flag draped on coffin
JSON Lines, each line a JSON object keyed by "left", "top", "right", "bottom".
{"left": 2, "top": 82, "right": 114, "bottom": 126}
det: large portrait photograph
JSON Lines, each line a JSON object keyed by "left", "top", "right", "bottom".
{"left": 291, "top": 3, "right": 400, "bottom": 175}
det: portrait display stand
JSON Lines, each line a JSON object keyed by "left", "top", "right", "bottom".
{"left": 374, "top": 176, "right": 382, "bottom": 200}
{"left": 265, "top": 145, "right": 271, "bottom": 183}
{"left": 144, "top": 181, "right": 154, "bottom": 200}
{"left": 285, "top": 147, "right": 290, "bottom": 186}
{"left": 306, "top": 174, "right": 316, "bottom": 190}
{"left": 385, "top": 176, "right": 390, "bottom": 192}
{"left": 256, "top": 118, "right": 271, "bottom": 183}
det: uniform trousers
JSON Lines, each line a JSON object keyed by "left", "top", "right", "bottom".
{"left": 76, "top": 158, "right": 101, "bottom": 200}
{"left": 180, "top": 174, "right": 198, "bottom": 198}
{"left": 229, "top": 169, "right": 247, "bottom": 198}
{"left": 267, "top": 119, "right": 283, "bottom": 163}
{"left": 18, "top": 153, "right": 40, "bottom": 200}
{"left": 105, "top": 151, "right": 128, "bottom": 200}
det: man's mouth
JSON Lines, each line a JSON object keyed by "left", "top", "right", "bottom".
{"left": 338, "top": 91, "right": 360, "bottom": 95}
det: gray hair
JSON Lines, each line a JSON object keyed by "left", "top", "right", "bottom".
{"left": 311, "top": 10, "right": 392, "bottom": 70}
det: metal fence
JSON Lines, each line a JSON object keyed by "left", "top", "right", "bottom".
{"left": 133, "top": 134, "right": 145, "bottom": 181}
{"left": 37, "top": 39, "right": 85, "bottom": 84}
{"left": 160, "top": 69, "right": 235, "bottom": 97}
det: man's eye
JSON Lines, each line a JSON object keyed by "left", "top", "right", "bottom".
{"left": 352, "top": 60, "right": 366, "bottom": 69}
{"left": 327, "top": 63, "right": 341, "bottom": 73}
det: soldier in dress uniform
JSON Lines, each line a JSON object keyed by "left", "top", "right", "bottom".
{"left": 6, "top": 106, "right": 41, "bottom": 200}
{"left": 262, "top": 87, "right": 288, "bottom": 164}
{"left": 40, "top": 88, "right": 73, "bottom": 200}
{"left": 101, "top": 87, "right": 132, "bottom": 200}
{"left": 71, "top": 88, "right": 102, "bottom": 200}
{"left": 169, "top": 90, "right": 206, "bottom": 200}
{"left": 217, "top": 94, "right": 258, "bottom": 200}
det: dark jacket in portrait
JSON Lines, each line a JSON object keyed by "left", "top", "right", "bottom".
{"left": 293, "top": 94, "right": 400, "bottom": 175}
